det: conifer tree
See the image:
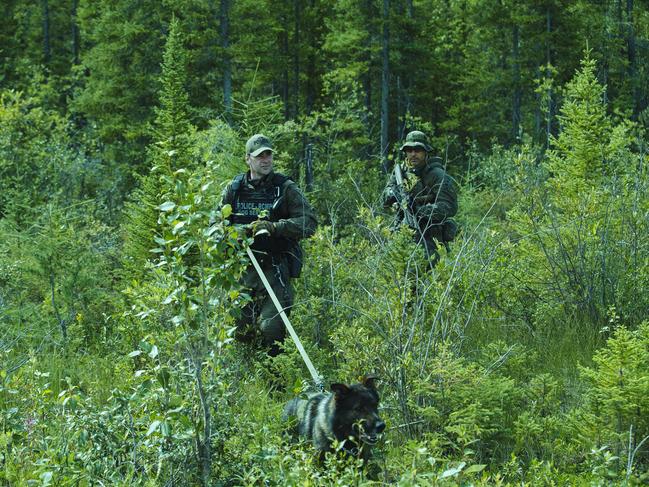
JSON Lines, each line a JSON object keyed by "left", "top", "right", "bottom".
{"left": 152, "top": 16, "right": 193, "bottom": 172}
{"left": 322, "top": 0, "right": 380, "bottom": 112}
{"left": 72, "top": 1, "right": 166, "bottom": 173}
{"left": 121, "top": 16, "right": 194, "bottom": 282}
{"left": 544, "top": 54, "right": 618, "bottom": 204}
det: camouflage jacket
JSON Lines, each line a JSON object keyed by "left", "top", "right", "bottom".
{"left": 383, "top": 158, "right": 458, "bottom": 236}
{"left": 221, "top": 171, "right": 317, "bottom": 243}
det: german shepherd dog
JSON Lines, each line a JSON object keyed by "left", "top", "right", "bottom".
{"left": 283, "top": 375, "right": 385, "bottom": 461}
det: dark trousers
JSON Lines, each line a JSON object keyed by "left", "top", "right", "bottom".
{"left": 236, "top": 255, "right": 293, "bottom": 356}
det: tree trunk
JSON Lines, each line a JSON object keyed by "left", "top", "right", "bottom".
{"left": 190, "top": 346, "right": 211, "bottom": 486}
{"left": 545, "top": 7, "right": 553, "bottom": 148}
{"left": 626, "top": 0, "right": 638, "bottom": 118}
{"left": 305, "top": 0, "right": 316, "bottom": 115}
{"left": 281, "top": 21, "right": 289, "bottom": 119}
{"left": 49, "top": 269, "right": 67, "bottom": 342}
{"left": 293, "top": 0, "right": 301, "bottom": 118}
{"left": 398, "top": 0, "right": 413, "bottom": 140}
{"left": 363, "top": 0, "right": 373, "bottom": 115}
{"left": 381, "top": 0, "right": 390, "bottom": 173}
{"left": 72, "top": 0, "right": 80, "bottom": 65}
{"left": 534, "top": 64, "right": 541, "bottom": 139}
{"left": 220, "top": 0, "right": 232, "bottom": 121}
{"left": 42, "top": 0, "right": 51, "bottom": 65}
{"left": 305, "top": 143, "right": 313, "bottom": 192}
{"left": 512, "top": 25, "right": 521, "bottom": 142}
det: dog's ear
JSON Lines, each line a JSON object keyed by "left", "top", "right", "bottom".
{"left": 330, "top": 383, "right": 350, "bottom": 398}
{"left": 361, "top": 374, "right": 380, "bottom": 390}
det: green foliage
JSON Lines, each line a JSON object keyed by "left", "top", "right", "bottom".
{"left": 121, "top": 172, "right": 165, "bottom": 282}
{"left": 294, "top": 82, "right": 378, "bottom": 228}
{"left": 120, "top": 152, "right": 250, "bottom": 485}
{"left": 485, "top": 53, "right": 649, "bottom": 345}
{"left": 0, "top": 86, "right": 120, "bottom": 223}
{"left": 153, "top": 16, "right": 193, "bottom": 169}
{"left": 322, "top": 0, "right": 377, "bottom": 91}
{"left": 286, "top": 212, "right": 525, "bottom": 466}
{"left": 72, "top": 0, "right": 165, "bottom": 150}
{"left": 0, "top": 204, "right": 117, "bottom": 349}
{"left": 0, "top": 91, "right": 71, "bottom": 219}
{"left": 4, "top": 7, "right": 649, "bottom": 481}
{"left": 122, "top": 17, "right": 196, "bottom": 283}
{"left": 544, "top": 54, "right": 631, "bottom": 201}
{"left": 116, "top": 22, "right": 251, "bottom": 482}
{"left": 580, "top": 322, "right": 649, "bottom": 472}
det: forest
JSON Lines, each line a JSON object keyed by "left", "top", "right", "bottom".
{"left": 1, "top": 0, "right": 649, "bottom": 485}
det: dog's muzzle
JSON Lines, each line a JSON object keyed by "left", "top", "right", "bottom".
{"left": 360, "top": 433, "right": 380, "bottom": 445}
{"left": 359, "top": 420, "right": 386, "bottom": 445}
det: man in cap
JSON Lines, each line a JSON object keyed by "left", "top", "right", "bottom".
{"left": 221, "top": 134, "right": 317, "bottom": 356}
{"left": 383, "top": 130, "right": 459, "bottom": 264}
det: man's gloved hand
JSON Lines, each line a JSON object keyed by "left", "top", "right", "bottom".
{"left": 383, "top": 188, "right": 397, "bottom": 208}
{"left": 251, "top": 220, "right": 275, "bottom": 237}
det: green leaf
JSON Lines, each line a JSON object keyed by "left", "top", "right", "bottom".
{"left": 160, "top": 420, "right": 171, "bottom": 437}
{"left": 147, "top": 420, "right": 161, "bottom": 436}
{"left": 439, "top": 462, "right": 465, "bottom": 479}
{"left": 159, "top": 201, "right": 176, "bottom": 212}
{"left": 62, "top": 396, "right": 77, "bottom": 410}
{"left": 464, "top": 464, "right": 486, "bottom": 475}
{"left": 40, "top": 471, "right": 53, "bottom": 485}
{"left": 154, "top": 236, "right": 170, "bottom": 245}
{"left": 128, "top": 350, "right": 142, "bottom": 358}
{"left": 156, "top": 367, "right": 171, "bottom": 388}
{"left": 221, "top": 204, "right": 232, "bottom": 219}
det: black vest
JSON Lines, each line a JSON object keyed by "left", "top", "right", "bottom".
{"left": 230, "top": 173, "right": 288, "bottom": 225}
{"left": 230, "top": 173, "right": 294, "bottom": 253}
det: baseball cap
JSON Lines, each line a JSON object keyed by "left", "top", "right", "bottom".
{"left": 246, "top": 134, "right": 273, "bottom": 157}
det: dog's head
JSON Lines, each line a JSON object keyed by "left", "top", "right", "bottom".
{"left": 330, "top": 375, "right": 386, "bottom": 447}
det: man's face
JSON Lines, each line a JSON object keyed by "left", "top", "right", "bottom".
{"left": 246, "top": 150, "right": 273, "bottom": 179}
{"left": 403, "top": 146, "right": 427, "bottom": 169}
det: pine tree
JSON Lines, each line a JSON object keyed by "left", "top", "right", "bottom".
{"left": 544, "top": 54, "right": 615, "bottom": 202}
{"left": 153, "top": 16, "right": 193, "bottom": 172}
{"left": 121, "top": 16, "right": 194, "bottom": 282}
{"left": 72, "top": 1, "right": 166, "bottom": 172}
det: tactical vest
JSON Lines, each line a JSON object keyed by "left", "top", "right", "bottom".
{"left": 408, "top": 163, "right": 459, "bottom": 244}
{"left": 229, "top": 173, "right": 297, "bottom": 257}
{"left": 230, "top": 173, "right": 290, "bottom": 225}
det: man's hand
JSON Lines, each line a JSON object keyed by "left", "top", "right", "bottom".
{"left": 251, "top": 220, "right": 275, "bottom": 237}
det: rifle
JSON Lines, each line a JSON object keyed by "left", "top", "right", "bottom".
{"left": 390, "top": 163, "right": 448, "bottom": 257}
{"left": 391, "top": 162, "right": 419, "bottom": 230}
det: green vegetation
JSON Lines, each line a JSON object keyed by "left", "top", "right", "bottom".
{"left": 2, "top": 1, "right": 649, "bottom": 485}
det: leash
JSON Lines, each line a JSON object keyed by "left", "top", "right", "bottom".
{"left": 245, "top": 244, "right": 324, "bottom": 391}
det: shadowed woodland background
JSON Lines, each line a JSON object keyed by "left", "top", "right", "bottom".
{"left": 1, "top": 1, "right": 649, "bottom": 485}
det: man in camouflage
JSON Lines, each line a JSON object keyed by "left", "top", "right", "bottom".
{"left": 383, "top": 130, "right": 459, "bottom": 264}
{"left": 222, "top": 134, "right": 317, "bottom": 356}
